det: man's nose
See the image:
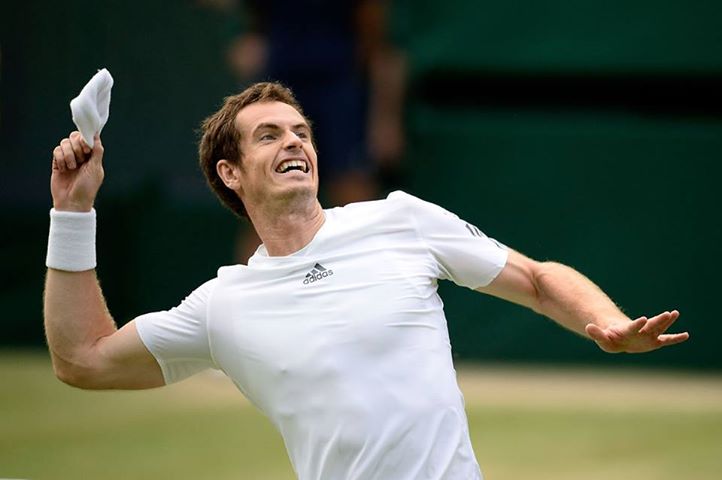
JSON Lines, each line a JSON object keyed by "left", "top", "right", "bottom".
{"left": 283, "top": 130, "right": 303, "bottom": 149}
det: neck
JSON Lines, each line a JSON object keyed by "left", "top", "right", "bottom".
{"left": 247, "top": 197, "right": 326, "bottom": 257}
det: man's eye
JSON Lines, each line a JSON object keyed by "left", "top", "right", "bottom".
{"left": 295, "top": 131, "right": 309, "bottom": 139}
{"left": 260, "top": 134, "right": 275, "bottom": 141}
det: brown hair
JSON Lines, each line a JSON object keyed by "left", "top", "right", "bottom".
{"left": 198, "top": 82, "right": 308, "bottom": 219}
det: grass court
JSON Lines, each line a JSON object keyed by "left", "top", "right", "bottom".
{"left": 2, "top": 351, "right": 720, "bottom": 480}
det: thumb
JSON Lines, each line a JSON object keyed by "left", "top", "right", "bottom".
{"left": 585, "top": 323, "right": 606, "bottom": 341}
{"left": 89, "top": 133, "right": 104, "bottom": 165}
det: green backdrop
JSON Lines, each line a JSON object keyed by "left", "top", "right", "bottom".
{"left": 1, "top": 0, "right": 719, "bottom": 368}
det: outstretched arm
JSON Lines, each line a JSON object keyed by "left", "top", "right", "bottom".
{"left": 476, "top": 250, "right": 689, "bottom": 353}
{"left": 44, "top": 131, "right": 163, "bottom": 389}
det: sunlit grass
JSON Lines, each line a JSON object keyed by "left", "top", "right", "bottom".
{"left": 2, "top": 351, "right": 720, "bottom": 480}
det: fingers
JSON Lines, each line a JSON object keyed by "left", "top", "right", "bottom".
{"left": 52, "top": 146, "right": 64, "bottom": 172}
{"left": 640, "top": 310, "right": 688, "bottom": 349}
{"left": 51, "top": 132, "right": 99, "bottom": 172}
{"left": 52, "top": 143, "right": 75, "bottom": 173}
{"left": 587, "top": 311, "right": 688, "bottom": 354}
{"left": 59, "top": 138, "right": 77, "bottom": 170}
{"left": 69, "top": 131, "right": 91, "bottom": 162}
{"left": 640, "top": 310, "right": 680, "bottom": 336}
{"left": 586, "top": 317, "right": 647, "bottom": 353}
{"left": 625, "top": 316, "right": 648, "bottom": 334}
{"left": 657, "top": 332, "right": 690, "bottom": 347}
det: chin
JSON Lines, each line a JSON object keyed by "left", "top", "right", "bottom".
{"left": 277, "top": 182, "right": 318, "bottom": 202}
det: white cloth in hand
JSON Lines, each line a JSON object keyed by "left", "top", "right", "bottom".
{"left": 69, "top": 68, "right": 114, "bottom": 148}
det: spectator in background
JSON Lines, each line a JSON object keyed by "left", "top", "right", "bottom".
{"left": 202, "top": 0, "right": 407, "bottom": 262}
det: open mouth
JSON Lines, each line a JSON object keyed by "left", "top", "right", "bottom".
{"left": 275, "top": 159, "right": 309, "bottom": 174}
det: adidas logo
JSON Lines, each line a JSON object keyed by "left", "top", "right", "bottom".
{"left": 303, "top": 263, "right": 334, "bottom": 285}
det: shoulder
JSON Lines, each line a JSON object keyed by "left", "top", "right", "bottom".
{"left": 329, "top": 191, "right": 462, "bottom": 237}
{"left": 336, "top": 190, "right": 448, "bottom": 220}
{"left": 189, "top": 277, "right": 219, "bottom": 298}
{"left": 326, "top": 191, "right": 427, "bottom": 233}
{"left": 385, "top": 190, "right": 457, "bottom": 218}
{"left": 164, "top": 277, "right": 219, "bottom": 312}
{"left": 384, "top": 190, "right": 428, "bottom": 207}
{"left": 381, "top": 191, "right": 465, "bottom": 234}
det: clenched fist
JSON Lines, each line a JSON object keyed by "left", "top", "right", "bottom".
{"left": 51, "top": 131, "right": 105, "bottom": 212}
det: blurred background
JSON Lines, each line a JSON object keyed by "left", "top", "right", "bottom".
{"left": 2, "top": 0, "right": 719, "bottom": 368}
{"left": 2, "top": 1, "right": 721, "bottom": 479}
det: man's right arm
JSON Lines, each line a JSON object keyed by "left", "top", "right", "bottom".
{"left": 44, "top": 270, "right": 163, "bottom": 389}
{"left": 44, "top": 131, "right": 164, "bottom": 389}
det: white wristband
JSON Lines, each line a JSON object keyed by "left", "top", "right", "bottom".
{"left": 46, "top": 208, "right": 97, "bottom": 271}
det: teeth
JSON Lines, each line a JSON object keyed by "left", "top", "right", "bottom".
{"left": 276, "top": 159, "right": 307, "bottom": 173}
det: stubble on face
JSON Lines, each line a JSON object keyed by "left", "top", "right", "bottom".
{"left": 234, "top": 101, "right": 320, "bottom": 219}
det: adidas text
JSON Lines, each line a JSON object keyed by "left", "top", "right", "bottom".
{"left": 303, "top": 263, "right": 334, "bottom": 285}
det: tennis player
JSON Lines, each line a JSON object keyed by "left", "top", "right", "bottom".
{"left": 44, "top": 82, "right": 689, "bottom": 480}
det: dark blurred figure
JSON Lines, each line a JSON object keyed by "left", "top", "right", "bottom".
{"left": 200, "top": 0, "right": 406, "bottom": 263}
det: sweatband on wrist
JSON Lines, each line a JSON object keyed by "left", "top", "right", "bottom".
{"left": 46, "top": 208, "right": 97, "bottom": 271}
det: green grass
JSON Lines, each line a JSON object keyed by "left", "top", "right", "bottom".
{"left": 470, "top": 409, "right": 722, "bottom": 480}
{"left": 2, "top": 351, "right": 721, "bottom": 480}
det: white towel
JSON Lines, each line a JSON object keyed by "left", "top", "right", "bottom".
{"left": 69, "top": 68, "right": 114, "bottom": 148}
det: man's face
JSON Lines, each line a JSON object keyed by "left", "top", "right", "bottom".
{"left": 233, "top": 101, "right": 318, "bottom": 209}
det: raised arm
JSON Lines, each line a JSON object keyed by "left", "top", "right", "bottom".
{"left": 476, "top": 249, "right": 689, "bottom": 353}
{"left": 44, "top": 131, "right": 163, "bottom": 389}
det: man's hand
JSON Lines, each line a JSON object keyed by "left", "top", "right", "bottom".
{"left": 51, "top": 131, "right": 104, "bottom": 212}
{"left": 585, "top": 310, "right": 689, "bottom": 353}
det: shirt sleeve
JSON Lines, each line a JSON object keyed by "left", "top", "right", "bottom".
{"left": 134, "top": 278, "right": 218, "bottom": 384}
{"left": 390, "top": 191, "right": 509, "bottom": 289}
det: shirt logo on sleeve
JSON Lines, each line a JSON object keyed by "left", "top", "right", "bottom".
{"left": 465, "top": 223, "right": 486, "bottom": 238}
{"left": 466, "top": 222, "right": 505, "bottom": 249}
{"left": 303, "top": 263, "right": 334, "bottom": 285}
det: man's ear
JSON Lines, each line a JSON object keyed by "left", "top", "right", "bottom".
{"left": 216, "top": 159, "right": 242, "bottom": 192}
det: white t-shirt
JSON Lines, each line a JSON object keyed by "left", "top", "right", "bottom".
{"left": 136, "top": 191, "right": 508, "bottom": 480}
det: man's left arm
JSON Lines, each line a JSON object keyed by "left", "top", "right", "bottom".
{"left": 476, "top": 250, "right": 689, "bottom": 353}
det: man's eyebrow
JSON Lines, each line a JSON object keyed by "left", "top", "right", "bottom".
{"left": 252, "top": 123, "right": 282, "bottom": 135}
{"left": 251, "top": 122, "right": 310, "bottom": 135}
